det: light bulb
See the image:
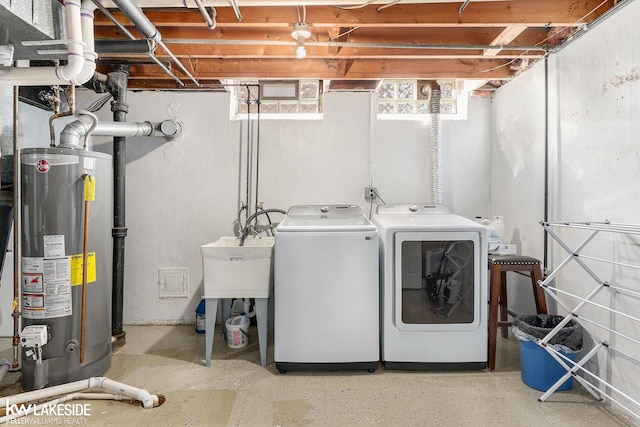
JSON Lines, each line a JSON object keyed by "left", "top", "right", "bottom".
{"left": 291, "top": 22, "right": 311, "bottom": 59}
{"left": 295, "top": 44, "right": 306, "bottom": 59}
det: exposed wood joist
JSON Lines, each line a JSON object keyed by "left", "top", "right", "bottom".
{"left": 91, "top": 0, "right": 617, "bottom": 90}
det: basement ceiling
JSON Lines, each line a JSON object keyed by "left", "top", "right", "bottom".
{"left": 1, "top": 0, "right": 621, "bottom": 91}
{"left": 89, "top": 0, "right": 621, "bottom": 91}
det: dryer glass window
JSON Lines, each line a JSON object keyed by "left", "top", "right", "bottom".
{"left": 401, "top": 240, "right": 475, "bottom": 325}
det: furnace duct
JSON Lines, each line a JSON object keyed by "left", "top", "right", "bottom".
{"left": 0, "top": 0, "right": 97, "bottom": 86}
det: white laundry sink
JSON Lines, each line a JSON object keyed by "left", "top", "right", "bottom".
{"left": 200, "top": 236, "right": 274, "bottom": 298}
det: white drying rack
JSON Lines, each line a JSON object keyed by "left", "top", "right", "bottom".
{"left": 538, "top": 221, "right": 640, "bottom": 422}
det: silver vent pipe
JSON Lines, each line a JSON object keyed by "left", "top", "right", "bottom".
{"left": 58, "top": 115, "right": 182, "bottom": 149}
{"left": 111, "top": 0, "right": 200, "bottom": 86}
{"left": 111, "top": 0, "right": 161, "bottom": 43}
{"left": 427, "top": 81, "right": 443, "bottom": 205}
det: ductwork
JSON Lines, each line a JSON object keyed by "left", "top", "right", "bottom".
{"left": 0, "top": 0, "right": 80, "bottom": 84}
{"left": 110, "top": 0, "right": 200, "bottom": 86}
{"left": 0, "top": 0, "right": 93, "bottom": 86}
{"left": 427, "top": 81, "right": 443, "bottom": 205}
{"left": 112, "top": 0, "right": 161, "bottom": 44}
{"left": 58, "top": 115, "right": 182, "bottom": 149}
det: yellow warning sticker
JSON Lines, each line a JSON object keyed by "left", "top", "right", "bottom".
{"left": 70, "top": 252, "right": 97, "bottom": 286}
{"left": 84, "top": 175, "right": 95, "bottom": 201}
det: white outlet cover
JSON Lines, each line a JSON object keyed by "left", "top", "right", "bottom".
{"left": 158, "top": 267, "right": 189, "bottom": 298}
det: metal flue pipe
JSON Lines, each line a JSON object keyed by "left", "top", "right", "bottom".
{"left": 111, "top": 0, "right": 201, "bottom": 86}
{"left": 58, "top": 115, "right": 182, "bottom": 149}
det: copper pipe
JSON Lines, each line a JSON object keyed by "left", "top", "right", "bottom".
{"left": 79, "top": 175, "right": 92, "bottom": 364}
{"left": 11, "top": 86, "right": 20, "bottom": 369}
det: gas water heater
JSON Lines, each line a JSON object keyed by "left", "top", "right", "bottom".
{"left": 20, "top": 147, "right": 113, "bottom": 391}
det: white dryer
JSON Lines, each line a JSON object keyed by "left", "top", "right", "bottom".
{"left": 274, "top": 205, "right": 379, "bottom": 373}
{"left": 372, "top": 204, "right": 487, "bottom": 370}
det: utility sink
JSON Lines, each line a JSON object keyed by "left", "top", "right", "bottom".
{"left": 200, "top": 236, "right": 275, "bottom": 298}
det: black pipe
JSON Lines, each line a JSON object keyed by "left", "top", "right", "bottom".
{"left": 107, "top": 65, "right": 130, "bottom": 348}
{"left": 95, "top": 40, "right": 155, "bottom": 55}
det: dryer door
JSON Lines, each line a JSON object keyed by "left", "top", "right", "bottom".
{"left": 394, "top": 231, "right": 482, "bottom": 331}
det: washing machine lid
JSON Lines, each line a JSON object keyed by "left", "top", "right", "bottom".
{"left": 372, "top": 204, "right": 483, "bottom": 231}
{"left": 375, "top": 204, "right": 452, "bottom": 215}
{"left": 277, "top": 204, "right": 376, "bottom": 232}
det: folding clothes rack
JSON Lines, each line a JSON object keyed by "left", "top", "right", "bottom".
{"left": 538, "top": 221, "right": 640, "bottom": 422}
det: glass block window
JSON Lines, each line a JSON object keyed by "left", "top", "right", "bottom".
{"left": 235, "top": 80, "right": 322, "bottom": 116}
{"left": 377, "top": 79, "right": 457, "bottom": 116}
{"left": 378, "top": 81, "right": 396, "bottom": 99}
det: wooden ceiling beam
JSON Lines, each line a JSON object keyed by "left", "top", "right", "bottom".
{"left": 111, "top": 57, "right": 514, "bottom": 80}
{"left": 96, "top": 45, "right": 545, "bottom": 60}
{"left": 94, "top": 27, "right": 551, "bottom": 53}
{"left": 90, "top": 0, "right": 616, "bottom": 87}
{"left": 96, "top": 25, "right": 510, "bottom": 44}
{"left": 95, "top": 0, "right": 611, "bottom": 28}
{"left": 483, "top": 24, "right": 528, "bottom": 56}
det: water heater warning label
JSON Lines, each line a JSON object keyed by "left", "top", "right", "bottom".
{"left": 70, "top": 252, "right": 96, "bottom": 286}
{"left": 22, "top": 257, "right": 72, "bottom": 319}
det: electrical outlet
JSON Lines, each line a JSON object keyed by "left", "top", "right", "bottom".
{"left": 364, "top": 186, "right": 377, "bottom": 201}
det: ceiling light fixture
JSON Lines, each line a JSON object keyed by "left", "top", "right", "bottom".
{"left": 291, "top": 22, "right": 311, "bottom": 59}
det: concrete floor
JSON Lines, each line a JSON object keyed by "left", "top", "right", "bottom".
{"left": 0, "top": 325, "right": 636, "bottom": 426}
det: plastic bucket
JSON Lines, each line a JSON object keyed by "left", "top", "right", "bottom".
{"left": 225, "top": 317, "right": 250, "bottom": 348}
{"left": 519, "top": 340, "right": 575, "bottom": 391}
{"left": 195, "top": 299, "right": 206, "bottom": 334}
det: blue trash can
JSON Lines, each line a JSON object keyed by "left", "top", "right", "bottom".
{"left": 513, "top": 314, "right": 583, "bottom": 392}
{"left": 519, "top": 340, "right": 575, "bottom": 391}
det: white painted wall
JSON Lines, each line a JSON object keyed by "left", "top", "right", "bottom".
{"left": 492, "top": 0, "right": 640, "bottom": 417}
{"left": 60, "top": 89, "right": 491, "bottom": 325}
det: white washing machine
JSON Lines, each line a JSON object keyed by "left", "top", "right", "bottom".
{"left": 372, "top": 204, "right": 487, "bottom": 370}
{"left": 274, "top": 205, "right": 379, "bottom": 373}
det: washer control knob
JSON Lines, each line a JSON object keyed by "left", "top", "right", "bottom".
{"left": 409, "top": 205, "right": 418, "bottom": 212}
{"left": 320, "top": 206, "right": 330, "bottom": 213}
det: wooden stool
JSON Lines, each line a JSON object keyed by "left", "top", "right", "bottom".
{"left": 488, "top": 255, "right": 547, "bottom": 371}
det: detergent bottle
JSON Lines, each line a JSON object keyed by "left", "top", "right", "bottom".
{"left": 479, "top": 216, "right": 503, "bottom": 251}
{"left": 492, "top": 215, "right": 505, "bottom": 246}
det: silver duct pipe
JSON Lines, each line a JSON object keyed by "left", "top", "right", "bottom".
{"left": 111, "top": 0, "right": 161, "bottom": 43}
{"left": 193, "top": 0, "right": 217, "bottom": 29}
{"left": 111, "top": 0, "right": 201, "bottom": 86}
{"left": 90, "top": 0, "right": 184, "bottom": 87}
{"left": 229, "top": 0, "right": 243, "bottom": 21}
{"left": 59, "top": 115, "right": 182, "bottom": 149}
{"left": 427, "top": 81, "right": 442, "bottom": 205}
